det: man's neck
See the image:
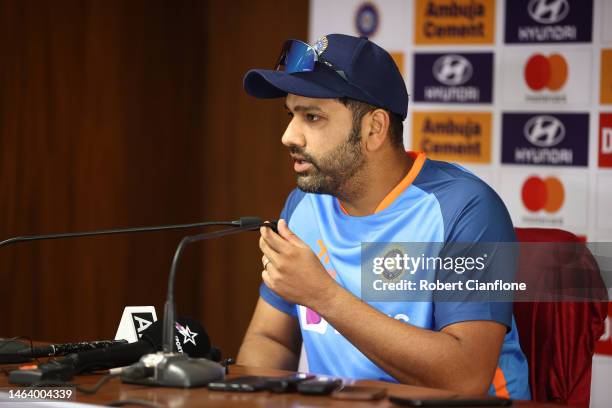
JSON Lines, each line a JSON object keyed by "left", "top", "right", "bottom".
{"left": 338, "top": 151, "right": 415, "bottom": 217}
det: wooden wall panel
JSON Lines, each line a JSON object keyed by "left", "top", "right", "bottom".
{"left": 0, "top": 0, "right": 307, "bottom": 359}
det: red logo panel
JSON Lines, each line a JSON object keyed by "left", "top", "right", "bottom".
{"left": 599, "top": 113, "right": 612, "bottom": 168}
{"left": 524, "top": 53, "right": 568, "bottom": 91}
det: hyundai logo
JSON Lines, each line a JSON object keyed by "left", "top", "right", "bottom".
{"left": 432, "top": 55, "right": 473, "bottom": 86}
{"left": 523, "top": 115, "right": 566, "bottom": 147}
{"left": 528, "top": 0, "right": 570, "bottom": 24}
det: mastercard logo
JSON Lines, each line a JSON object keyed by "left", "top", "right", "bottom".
{"left": 521, "top": 176, "right": 565, "bottom": 213}
{"left": 524, "top": 54, "right": 568, "bottom": 91}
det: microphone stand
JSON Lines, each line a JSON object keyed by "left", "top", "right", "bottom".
{"left": 134, "top": 219, "right": 277, "bottom": 388}
{"left": 0, "top": 220, "right": 244, "bottom": 248}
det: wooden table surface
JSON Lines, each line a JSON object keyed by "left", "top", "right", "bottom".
{"left": 0, "top": 362, "right": 567, "bottom": 407}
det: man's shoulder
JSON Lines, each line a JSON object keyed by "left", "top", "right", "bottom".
{"left": 414, "top": 158, "right": 500, "bottom": 207}
{"left": 413, "top": 158, "right": 514, "bottom": 241}
{"left": 280, "top": 188, "right": 308, "bottom": 221}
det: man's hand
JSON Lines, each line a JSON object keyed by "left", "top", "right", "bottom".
{"left": 259, "top": 219, "right": 337, "bottom": 309}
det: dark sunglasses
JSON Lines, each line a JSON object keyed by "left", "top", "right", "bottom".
{"left": 275, "top": 39, "right": 348, "bottom": 81}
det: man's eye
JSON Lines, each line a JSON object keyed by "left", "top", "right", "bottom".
{"left": 286, "top": 111, "right": 294, "bottom": 118}
{"left": 306, "top": 114, "right": 320, "bottom": 122}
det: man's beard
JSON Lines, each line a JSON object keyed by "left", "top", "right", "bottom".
{"left": 290, "top": 124, "right": 366, "bottom": 196}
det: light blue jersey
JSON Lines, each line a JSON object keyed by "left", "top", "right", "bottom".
{"left": 260, "top": 153, "right": 530, "bottom": 399}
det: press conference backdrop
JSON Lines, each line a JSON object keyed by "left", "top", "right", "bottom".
{"left": 309, "top": 0, "right": 611, "bottom": 404}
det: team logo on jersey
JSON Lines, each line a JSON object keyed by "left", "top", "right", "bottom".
{"left": 380, "top": 247, "right": 407, "bottom": 280}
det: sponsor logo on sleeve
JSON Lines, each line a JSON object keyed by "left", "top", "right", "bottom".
{"left": 413, "top": 52, "right": 493, "bottom": 103}
{"left": 414, "top": 0, "right": 495, "bottom": 45}
{"left": 501, "top": 113, "right": 589, "bottom": 166}
{"left": 411, "top": 111, "right": 491, "bottom": 163}
{"left": 504, "top": 0, "right": 593, "bottom": 43}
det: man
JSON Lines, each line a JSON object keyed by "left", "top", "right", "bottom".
{"left": 237, "top": 34, "right": 530, "bottom": 399}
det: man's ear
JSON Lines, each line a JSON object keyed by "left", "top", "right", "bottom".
{"left": 364, "top": 109, "right": 390, "bottom": 152}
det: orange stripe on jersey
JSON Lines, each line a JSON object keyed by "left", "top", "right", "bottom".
{"left": 374, "top": 152, "right": 426, "bottom": 213}
{"left": 492, "top": 366, "right": 510, "bottom": 399}
{"left": 337, "top": 152, "right": 426, "bottom": 216}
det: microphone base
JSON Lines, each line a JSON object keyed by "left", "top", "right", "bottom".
{"left": 121, "top": 352, "right": 224, "bottom": 388}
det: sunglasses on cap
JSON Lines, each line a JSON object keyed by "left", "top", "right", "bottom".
{"left": 275, "top": 39, "right": 349, "bottom": 82}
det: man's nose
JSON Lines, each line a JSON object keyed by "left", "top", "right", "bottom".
{"left": 281, "top": 118, "right": 305, "bottom": 148}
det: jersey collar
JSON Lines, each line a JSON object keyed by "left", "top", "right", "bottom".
{"left": 338, "top": 151, "right": 427, "bottom": 215}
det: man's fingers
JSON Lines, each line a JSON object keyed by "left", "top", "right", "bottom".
{"left": 260, "top": 224, "right": 291, "bottom": 253}
{"left": 259, "top": 235, "right": 279, "bottom": 265}
{"left": 277, "top": 219, "right": 305, "bottom": 247}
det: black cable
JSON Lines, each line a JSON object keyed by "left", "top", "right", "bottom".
{"left": 75, "top": 373, "right": 120, "bottom": 395}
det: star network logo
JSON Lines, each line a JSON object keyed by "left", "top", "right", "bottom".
{"left": 524, "top": 115, "right": 565, "bottom": 147}
{"left": 528, "top": 0, "right": 570, "bottom": 24}
{"left": 521, "top": 176, "right": 565, "bottom": 213}
{"left": 524, "top": 54, "right": 568, "bottom": 91}
{"left": 433, "top": 55, "right": 473, "bottom": 86}
{"left": 175, "top": 323, "right": 198, "bottom": 346}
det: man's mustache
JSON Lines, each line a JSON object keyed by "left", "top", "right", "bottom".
{"left": 288, "top": 146, "right": 319, "bottom": 169}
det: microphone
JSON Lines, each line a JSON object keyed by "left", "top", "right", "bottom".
{"left": 132, "top": 218, "right": 277, "bottom": 388}
{"left": 8, "top": 317, "right": 211, "bottom": 385}
{"left": 162, "top": 218, "right": 277, "bottom": 353}
{"left": 15, "top": 339, "right": 128, "bottom": 358}
{"left": 0, "top": 217, "right": 265, "bottom": 248}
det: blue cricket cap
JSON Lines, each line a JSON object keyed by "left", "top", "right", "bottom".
{"left": 243, "top": 34, "right": 408, "bottom": 120}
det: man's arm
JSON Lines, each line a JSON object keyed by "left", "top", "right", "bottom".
{"left": 237, "top": 296, "right": 301, "bottom": 370}
{"left": 316, "top": 286, "right": 505, "bottom": 394}
{"left": 259, "top": 220, "right": 506, "bottom": 395}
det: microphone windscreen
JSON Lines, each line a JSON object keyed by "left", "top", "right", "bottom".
{"left": 239, "top": 216, "right": 263, "bottom": 228}
{"left": 172, "top": 317, "right": 211, "bottom": 358}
